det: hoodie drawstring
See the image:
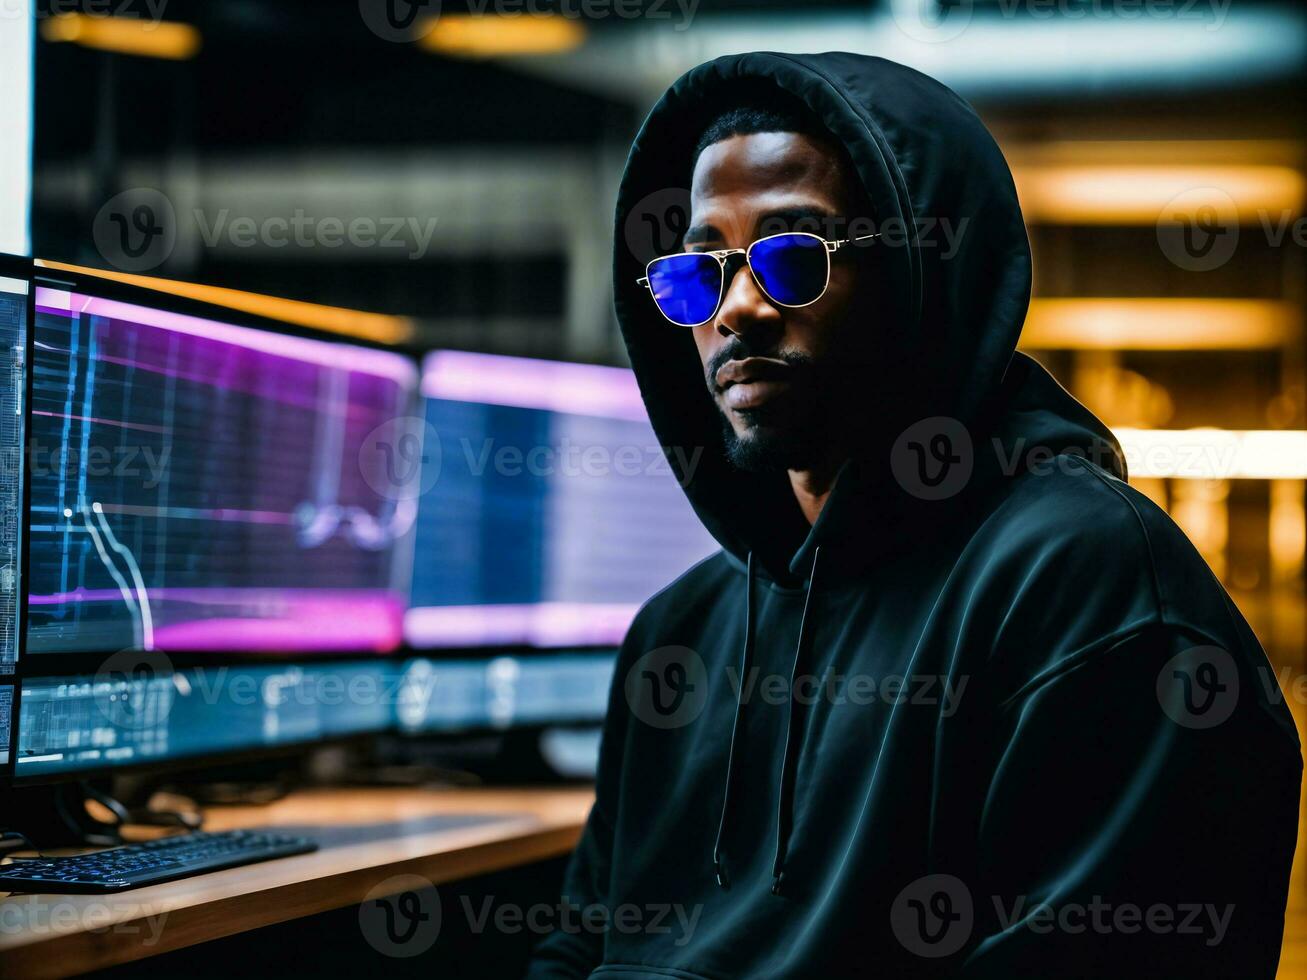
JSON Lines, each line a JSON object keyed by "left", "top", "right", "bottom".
{"left": 771, "top": 545, "right": 820, "bottom": 895}
{"left": 712, "top": 550, "right": 757, "bottom": 889}
{"left": 711, "top": 547, "right": 822, "bottom": 896}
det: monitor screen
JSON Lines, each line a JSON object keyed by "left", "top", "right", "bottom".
{"left": 0, "top": 267, "right": 27, "bottom": 765}
{"left": 24, "top": 285, "right": 418, "bottom": 657}
{"left": 0, "top": 685, "right": 10, "bottom": 768}
{"left": 406, "top": 351, "right": 718, "bottom": 649}
{"left": 15, "top": 660, "right": 396, "bottom": 778}
{"left": 0, "top": 270, "right": 25, "bottom": 679}
{"left": 394, "top": 653, "right": 615, "bottom": 733}
{"left": 14, "top": 651, "right": 615, "bottom": 778}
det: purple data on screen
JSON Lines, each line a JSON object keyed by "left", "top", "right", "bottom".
{"left": 26, "top": 288, "right": 417, "bottom": 655}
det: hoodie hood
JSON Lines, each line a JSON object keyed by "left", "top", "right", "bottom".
{"left": 613, "top": 52, "right": 1123, "bottom": 583}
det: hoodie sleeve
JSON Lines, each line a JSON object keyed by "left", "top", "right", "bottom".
{"left": 959, "top": 623, "right": 1300, "bottom": 978}
{"left": 525, "top": 632, "right": 633, "bottom": 978}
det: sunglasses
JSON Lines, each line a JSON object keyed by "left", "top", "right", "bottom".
{"left": 637, "top": 231, "right": 879, "bottom": 328}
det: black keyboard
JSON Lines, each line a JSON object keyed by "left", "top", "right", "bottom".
{"left": 0, "top": 829, "right": 318, "bottom": 894}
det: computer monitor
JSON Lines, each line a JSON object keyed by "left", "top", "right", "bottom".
{"left": 406, "top": 350, "right": 719, "bottom": 650}
{"left": 0, "top": 255, "right": 30, "bottom": 767}
{"left": 15, "top": 660, "right": 400, "bottom": 779}
{"left": 7, "top": 263, "right": 421, "bottom": 781}
{"left": 391, "top": 653, "right": 616, "bottom": 736}
{"left": 25, "top": 280, "right": 418, "bottom": 657}
{"left": 389, "top": 350, "right": 717, "bottom": 736}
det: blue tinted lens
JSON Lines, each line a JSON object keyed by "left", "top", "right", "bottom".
{"left": 647, "top": 253, "right": 722, "bottom": 326}
{"left": 749, "top": 234, "right": 829, "bottom": 306}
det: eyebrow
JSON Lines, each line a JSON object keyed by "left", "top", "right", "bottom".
{"left": 683, "top": 206, "right": 840, "bottom": 247}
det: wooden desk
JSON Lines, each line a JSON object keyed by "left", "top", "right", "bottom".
{"left": 0, "top": 786, "right": 594, "bottom": 979}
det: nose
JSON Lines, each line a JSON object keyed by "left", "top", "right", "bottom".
{"left": 715, "top": 257, "right": 782, "bottom": 344}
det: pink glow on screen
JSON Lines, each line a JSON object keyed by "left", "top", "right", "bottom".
{"left": 422, "top": 350, "right": 650, "bottom": 421}
{"left": 404, "top": 602, "right": 639, "bottom": 648}
{"left": 35, "top": 287, "right": 417, "bottom": 384}
{"left": 152, "top": 593, "right": 405, "bottom": 652}
{"left": 29, "top": 589, "right": 405, "bottom": 654}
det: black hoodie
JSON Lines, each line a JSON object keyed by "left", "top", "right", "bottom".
{"left": 527, "top": 53, "right": 1301, "bottom": 979}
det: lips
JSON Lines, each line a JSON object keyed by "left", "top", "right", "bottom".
{"left": 716, "top": 357, "right": 794, "bottom": 411}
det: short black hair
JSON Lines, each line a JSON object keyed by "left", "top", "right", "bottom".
{"left": 692, "top": 95, "right": 828, "bottom": 167}
{"left": 690, "top": 93, "right": 869, "bottom": 223}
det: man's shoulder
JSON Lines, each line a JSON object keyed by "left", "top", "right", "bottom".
{"left": 970, "top": 454, "right": 1233, "bottom": 642}
{"left": 982, "top": 454, "right": 1188, "bottom": 569}
{"left": 625, "top": 548, "right": 736, "bottom": 642}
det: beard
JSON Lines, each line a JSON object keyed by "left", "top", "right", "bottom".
{"left": 706, "top": 342, "right": 836, "bottom": 474}
{"left": 721, "top": 420, "right": 819, "bottom": 473}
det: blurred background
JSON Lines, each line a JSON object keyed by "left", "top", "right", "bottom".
{"left": 3, "top": 0, "right": 1305, "bottom": 971}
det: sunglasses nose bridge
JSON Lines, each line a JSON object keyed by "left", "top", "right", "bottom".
{"left": 715, "top": 251, "right": 782, "bottom": 336}
{"left": 721, "top": 250, "right": 769, "bottom": 305}
{"left": 721, "top": 250, "right": 750, "bottom": 288}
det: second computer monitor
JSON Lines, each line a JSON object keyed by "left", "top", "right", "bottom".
{"left": 407, "top": 350, "right": 718, "bottom": 649}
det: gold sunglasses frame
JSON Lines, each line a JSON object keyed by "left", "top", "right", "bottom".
{"left": 636, "top": 231, "right": 880, "bottom": 327}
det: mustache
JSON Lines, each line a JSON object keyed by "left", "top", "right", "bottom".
{"left": 704, "top": 340, "right": 815, "bottom": 392}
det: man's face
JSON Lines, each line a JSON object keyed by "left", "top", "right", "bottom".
{"left": 687, "top": 130, "right": 861, "bottom": 473}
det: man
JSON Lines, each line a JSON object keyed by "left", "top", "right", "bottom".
{"left": 528, "top": 53, "right": 1300, "bottom": 978}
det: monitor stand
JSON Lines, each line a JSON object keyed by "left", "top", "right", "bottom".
{"left": 1, "top": 780, "right": 147, "bottom": 849}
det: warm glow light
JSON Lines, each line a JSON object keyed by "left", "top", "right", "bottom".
{"left": 35, "top": 260, "right": 414, "bottom": 346}
{"left": 1269, "top": 480, "right": 1306, "bottom": 583}
{"left": 1005, "top": 142, "right": 1305, "bottom": 224}
{"left": 1014, "top": 164, "right": 1303, "bottom": 224}
{"left": 419, "top": 14, "right": 586, "bottom": 58}
{"left": 1020, "top": 298, "right": 1297, "bottom": 350}
{"left": 1114, "top": 429, "right": 1307, "bottom": 480}
{"left": 1006, "top": 140, "right": 1305, "bottom": 168}
{"left": 1009, "top": 141, "right": 1307, "bottom": 226}
{"left": 40, "top": 13, "right": 201, "bottom": 61}
{"left": 1170, "top": 478, "right": 1228, "bottom": 579}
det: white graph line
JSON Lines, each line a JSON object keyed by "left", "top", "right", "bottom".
{"left": 294, "top": 501, "right": 417, "bottom": 552}
{"left": 91, "top": 502, "right": 155, "bottom": 651}
{"left": 77, "top": 505, "right": 144, "bottom": 649}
